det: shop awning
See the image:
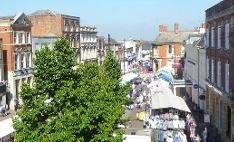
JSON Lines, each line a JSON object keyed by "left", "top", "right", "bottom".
{"left": 0, "top": 118, "right": 14, "bottom": 138}
{"left": 151, "top": 93, "right": 191, "bottom": 112}
{"left": 158, "top": 74, "right": 173, "bottom": 82}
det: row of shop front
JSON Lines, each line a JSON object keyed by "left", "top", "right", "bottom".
{"left": 205, "top": 79, "right": 234, "bottom": 141}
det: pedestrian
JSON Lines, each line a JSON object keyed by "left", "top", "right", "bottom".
{"left": 14, "top": 100, "right": 19, "bottom": 115}
{"left": 180, "top": 131, "right": 187, "bottom": 142}
{"left": 196, "top": 134, "right": 201, "bottom": 142}
{"left": 202, "top": 127, "right": 208, "bottom": 142}
{"left": 211, "top": 125, "right": 218, "bottom": 142}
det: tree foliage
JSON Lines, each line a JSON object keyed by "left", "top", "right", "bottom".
{"left": 13, "top": 38, "right": 130, "bottom": 142}
{"left": 103, "top": 51, "right": 131, "bottom": 105}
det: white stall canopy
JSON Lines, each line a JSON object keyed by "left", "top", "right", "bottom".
{"left": 151, "top": 93, "right": 191, "bottom": 112}
{"left": 121, "top": 72, "right": 138, "bottom": 82}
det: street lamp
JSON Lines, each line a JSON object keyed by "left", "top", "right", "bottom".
{"left": 123, "top": 39, "right": 126, "bottom": 74}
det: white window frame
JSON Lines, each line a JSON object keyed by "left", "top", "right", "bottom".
{"left": 225, "top": 23, "right": 229, "bottom": 49}
{"left": 211, "top": 59, "right": 214, "bottom": 83}
{"left": 211, "top": 27, "right": 214, "bottom": 48}
{"left": 206, "top": 29, "right": 209, "bottom": 47}
{"left": 168, "top": 45, "right": 173, "bottom": 54}
{"left": 217, "top": 26, "right": 221, "bottom": 49}
{"left": 206, "top": 58, "right": 209, "bottom": 79}
{"left": 217, "top": 61, "right": 221, "bottom": 87}
{"left": 20, "top": 32, "right": 25, "bottom": 44}
{"left": 225, "top": 63, "right": 229, "bottom": 93}
{"left": 13, "top": 32, "right": 18, "bottom": 44}
{"left": 26, "top": 53, "right": 31, "bottom": 68}
{"left": 154, "top": 46, "right": 158, "bottom": 56}
{"left": 21, "top": 53, "right": 26, "bottom": 68}
{"left": 26, "top": 32, "right": 31, "bottom": 43}
{"left": 14, "top": 53, "right": 19, "bottom": 70}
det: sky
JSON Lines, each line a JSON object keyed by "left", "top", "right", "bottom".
{"left": 1, "top": 0, "right": 221, "bottom": 41}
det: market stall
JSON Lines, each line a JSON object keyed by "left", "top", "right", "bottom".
{"left": 151, "top": 93, "right": 190, "bottom": 112}
{"left": 0, "top": 118, "right": 14, "bottom": 142}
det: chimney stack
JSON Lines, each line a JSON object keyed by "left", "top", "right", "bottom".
{"left": 159, "top": 24, "right": 167, "bottom": 33}
{"left": 200, "top": 23, "right": 206, "bottom": 29}
{"left": 174, "top": 22, "right": 179, "bottom": 34}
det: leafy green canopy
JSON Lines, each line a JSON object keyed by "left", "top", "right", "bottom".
{"left": 13, "top": 38, "right": 129, "bottom": 142}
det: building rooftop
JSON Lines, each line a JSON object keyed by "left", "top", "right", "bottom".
{"left": 0, "top": 15, "right": 14, "bottom": 20}
{"left": 27, "top": 9, "right": 60, "bottom": 16}
{"left": 153, "top": 31, "right": 193, "bottom": 45}
{"left": 104, "top": 38, "right": 120, "bottom": 45}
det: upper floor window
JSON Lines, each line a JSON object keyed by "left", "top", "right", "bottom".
{"left": 206, "top": 29, "right": 209, "bottom": 47}
{"left": 217, "top": 26, "right": 221, "bottom": 49}
{"left": 206, "top": 58, "right": 209, "bottom": 79}
{"left": 168, "top": 45, "right": 172, "bottom": 54}
{"left": 20, "top": 33, "right": 25, "bottom": 44}
{"left": 225, "top": 23, "right": 229, "bottom": 49}
{"left": 26, "top": 32, "right": 31, "bottom": 43}
{"left": 217, "top": 61, "right": 221, "bottom": 87}
{"left": 70, "top": 21, "right": 74, "bottom": 31}
{"left": 154, "top": 46, "right": 158, "bottom": 56}
{"left": 225, "top": 63, "right": 229, "bottom": 92}
{"left": 14, "top": 53, "right": 19, "bottom": 70}
{"left": 26, "top": 53, "right": 31, "bottom": 67}
{"left": 14, "top": 32, "right": 18, "bottom": 44}
{"left": 211, "top": 59, "right": 214, "bottom": 83}
{"left": 21, "top": 54, "right": 24, "bottom": 68}
{"left": 75, "top": 21, "right": 79, "bottom": 32}
{"left": 64, "top": 20, "right": 68, "bottom": 31}
{"left": 211, "top": 27, "right": 214, "bottom": 48}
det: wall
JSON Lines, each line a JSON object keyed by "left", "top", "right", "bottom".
{"left": 32, "top": 36, "right": 60, "bottom": 59}
{"left": 198, "top": 48, "right": 206, "bottom": 110}
{"left": 184, "top": 44, "right": 199, "bottom": 104}
{"left": 28, "top": 15, "right": 63, "bottom": 36}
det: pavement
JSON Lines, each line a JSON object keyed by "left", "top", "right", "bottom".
{"left": 186, "top": 97, "right": 223, "bottom": 142}
{"left": 0, "top": 109, "right": 16, "bottom": 121}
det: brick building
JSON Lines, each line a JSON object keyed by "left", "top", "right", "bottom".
{"left": 0, "top": 13, "right": 33, "bottom": 109}
{"left": 205, "top": 0, "right": 234, "bottom": 141}
{"left": 27, "top": 9, "right": 81, "bottom": 63}
{"left": 151, "top": 23, "right": 194, "bottom": 76}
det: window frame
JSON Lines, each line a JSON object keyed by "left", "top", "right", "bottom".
{"left": 225, "top": 63, "right": 229, "bottom": 93}
{"left": 217, "top": 26, "right": 221, "bottom": 49}
{"left": 225, "top": 23, "right": 230, "bottom": 49}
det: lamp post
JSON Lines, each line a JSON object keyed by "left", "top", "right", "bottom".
{"left": 197, "top": 47, "right": 200, "bottom": 110}
{"left": 123, "top": 39, "right": 126, "bottom": 74}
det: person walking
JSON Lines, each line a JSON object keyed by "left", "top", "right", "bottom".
{"left": 211, "top": 125, "right": 218, "bottom": 142}
{"left": 202, "top": 127, "right": 208, "bottom": 142}
{"left": 14, "top": 100, "right": 19, "bottom": 115}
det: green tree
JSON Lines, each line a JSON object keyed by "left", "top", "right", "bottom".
{"left": 13, "top": 38, "right": 130, "bottom": 142}
{"left": 74, "top": 62, "right": 126, "bottom": 142}
{"left": 13, "top": 37, "right": 80, "bottom": 142}
{"left": 102, "top": 51, "right": 132, "bottom": 120}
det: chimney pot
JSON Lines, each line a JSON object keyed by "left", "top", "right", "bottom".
{"left": 159, "top": 24, "right": 167, "bottom": 33}
{"left": 174, "top": 22, "right": 179, "bottom": 34}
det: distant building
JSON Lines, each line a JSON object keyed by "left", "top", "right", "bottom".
{"left": 151, "top": 22, "right": 205, "bottom": 77}
{"left": 96, "top": 36, "right": 105, "bottom": 65}
{"left": 28, "top": 9, "right": 81, "bottom": 63}
{"left": 80, "top": 26, "right": 98, "bottom": 63}
{"left": 184, "top": 34, "right": 206, "bottom": 110}
{"left": 0, "top": 13, "right": 33, "bottom": 109}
